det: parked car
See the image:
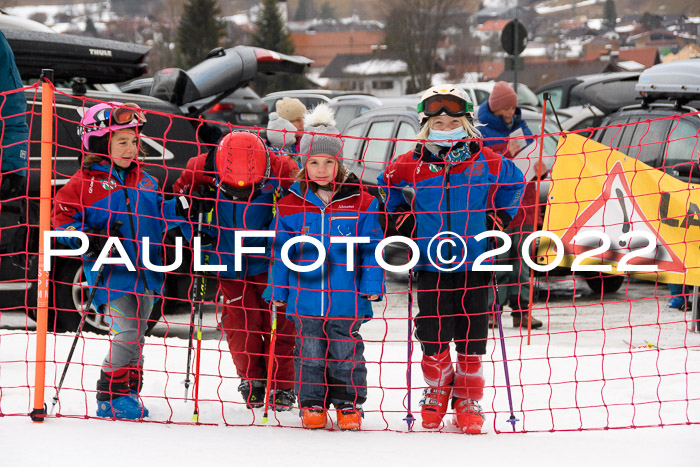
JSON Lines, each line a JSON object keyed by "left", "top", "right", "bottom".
{"left": 455, "top": 81, "right": 540, "bottom": 110}
{"left": 261, "top": 89, "right": 370, "bottom": 116}
{"left": 535, "top": 72, "right": 641, "bottom": 115}
{"left": 121, "top": 78, "right": 269, "bottom": 128}
{"left": 1, "top": 26, "right": 311, "bottom": 333}
{"left": 342, "top": 100, "right": 558, "bottom": 188}
{"left": 593, "top": 60, "right": 700, "bottom": 185}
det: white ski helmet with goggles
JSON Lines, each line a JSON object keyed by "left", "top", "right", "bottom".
{"left": 79, "top": 101, "right": 146, "bottom": 151}
{"left": 417, "top": 85, "right": 473, "bottom": 124}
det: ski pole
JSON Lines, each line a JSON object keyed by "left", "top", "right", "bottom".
{"left": 50, "top": 220, "right": 123, "bottom": 415}
{"left": 191, "top": 208, "right": 212, "bottom": 422}
{"left": 492, "top": 266, "right": 519, "bottom": 432}
{"left": 403, "top": 269, "right": 415, "bottom": 430}
{"left": 261, "top": 303, "right": 279, "bottom": 424}
{"left": 184, "top": 207, "right": 205, "bottom": 400}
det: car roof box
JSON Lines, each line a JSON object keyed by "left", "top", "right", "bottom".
{"left": 150, "top": 46, "right": 312, "bottom": 107}
{"left": 4, "top": 29, "right": 150, "bottom": 84}
{"left": 636, "top": 59, "right": 700, "bottom": 98}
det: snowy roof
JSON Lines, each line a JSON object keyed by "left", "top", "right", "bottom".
{"left": 343, "top": 59, "right": 407, "bottom": 76}
{"left": 322, "top": 54, "right": 407, "bottom": 78}
{"left": 615, "top": 60, "right": 645, "bottom": 71}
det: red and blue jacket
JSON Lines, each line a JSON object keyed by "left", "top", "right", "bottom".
{"left": 378, "top": 143, "right": 524, "bottom": 272}
{"left": 52, "top": 161, "right": 186, "bottom": 307}
{"left": 269, "top": 173, "right": 385, "bottom": 319}
{"left": 172, "top": 149, "right": 298, "bottom": 279}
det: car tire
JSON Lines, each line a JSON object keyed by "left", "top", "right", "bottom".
{"left": 582, "top": 272, "right": 625, "bottom": 294}
{"left": 49, "top": 258, "right": 163, "bottom": 334}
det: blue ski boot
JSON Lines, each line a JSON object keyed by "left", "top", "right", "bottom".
{"left": 96, "top": 396, "right": 147, "bottom": 419}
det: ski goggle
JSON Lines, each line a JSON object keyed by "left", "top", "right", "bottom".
{"left": 93, "top": 103, "right": 146, "bottom": 127}
{"left": 417, "top": 94, "right": 473, "bottom": 118}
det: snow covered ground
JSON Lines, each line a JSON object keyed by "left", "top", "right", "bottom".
{"left": 1, "top": 274, "right": 699, "bottom": 465}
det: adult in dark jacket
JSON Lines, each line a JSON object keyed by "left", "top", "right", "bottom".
{"left": 477, "top": 81, "right": 543, "bottom": 329}
{"left": 378, "top": 85, "right": 525, "bottom": 434}
{"left": 172, "top": 131, "right": 299, "bottom": 412}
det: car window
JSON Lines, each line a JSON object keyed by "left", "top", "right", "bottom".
{"left": 394, "top": 121, "right": 418, "bottom": 160}
{"left": 342, "top": 124, "right": 365, "bottom": 163}
{"left": 665, "top": 120, "right": 700, "bottom": 165}
{"left": 626, "top": 118, "right": 671, "bottom": 165}
{"left": 514, "top": 85, "right": 540, "bottom": 107}
{"left": 474, "top": 90, "right": 490, "bottom": 106}
{"left": 541, "top": 88, "right": 563, "bottom": 109}
{"left": 334, "top": 105, "right": 361, "bottom": 132}
{"left": 361, "top": 120, "right": 395, "bottom": 171}
{"left": 598, "top": 118, "right": 630, "bottom": 150}
{"left": 568, "top": 94, "right": 584, "bottom": 107}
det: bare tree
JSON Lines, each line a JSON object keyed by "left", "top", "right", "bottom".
{"left": 383, "top": 0, "right": 465, "bottom": 92}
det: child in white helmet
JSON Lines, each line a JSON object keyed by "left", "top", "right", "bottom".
{"left": 378, "top": 85, "right": 525, "bottom": 433}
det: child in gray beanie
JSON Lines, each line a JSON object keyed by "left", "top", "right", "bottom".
{"left": 297, "top": 104, "right": 347, "bottom": 204}
{"left": 269, "top": 103, "right": 384, "bottom": 431}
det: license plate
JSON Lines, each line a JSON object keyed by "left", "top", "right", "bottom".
{"left": 239, "top": 113, "right": 261, "bottom": 122}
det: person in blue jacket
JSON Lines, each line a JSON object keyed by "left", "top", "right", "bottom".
{"left": 172, "top": 131, "right": 299, "bottom": 412}
{"left": 378, "top": 85, "right": 524, "bottom": 434}
{"left": 0, "top": 30, "right": 29, "bottom": 197}
{"left": 52, "top": 102, "right": 189, "bottom": 420}
{"left": 270, "top": 104, "right": 384, "bottom": 431}
{"left": 477, "top": 81, "right": 543, "bottom": 329}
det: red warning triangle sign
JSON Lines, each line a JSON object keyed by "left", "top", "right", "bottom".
{"left": 560, "top": 162, "right": 685, "bottom": 273}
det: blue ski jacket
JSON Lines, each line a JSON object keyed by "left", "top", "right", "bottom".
{"left": 269, "top": 173, "right": 385, "bottom": 319}
{"left": 378, "top": 143, "right": 524, "bottom": 272}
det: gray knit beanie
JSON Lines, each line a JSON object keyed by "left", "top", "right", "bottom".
{"left": 266, "top": 112, "right": 298, "bottom": 148}
{"left": 298, "top": 104, "right": 344, "bottom": 165}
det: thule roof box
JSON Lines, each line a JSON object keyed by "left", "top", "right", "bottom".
{"left": 4, "top": 29, "right": 150, "bottom": 84}
{"left": 636, "top": 59, "right": 700, "bottom": 106}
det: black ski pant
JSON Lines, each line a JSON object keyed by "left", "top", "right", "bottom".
{"left": 415, "top": 270, "right": 489, "bottom": 356}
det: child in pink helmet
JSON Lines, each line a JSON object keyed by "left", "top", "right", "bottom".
{"left": 52, "top": 102, "right": 190, "bottom": 420}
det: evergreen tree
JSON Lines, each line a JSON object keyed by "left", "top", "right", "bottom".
{"left": 294, "top": 0, "right": 316, "bottom": 21}
{"left": 84, "top": 17, "right": 98, "bottom": 36}
{"left": 319, "top": 2, "right": 336, "bottom": 19}
{"left": 603, "top": 0, "right": 617, "bottom": 31}
{"left": 252, "top": 0, "right": 307, "bottom": 95}
{"left": 640, "top": 12, "right": 662, "bottom": 30}
{"left": 176, "top": 0, "right": 225, "bottom": 69}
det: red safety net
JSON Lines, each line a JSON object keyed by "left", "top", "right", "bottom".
{"left": 1, "top": 83, "right": 699, "bottom": 434}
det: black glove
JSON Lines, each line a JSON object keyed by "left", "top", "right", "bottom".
{"left": 85, "top": 221, "right": 123, "bottom": 259}
{"left": 486, "top": 210, "right": 512, "bottom": 232}
{"left": 392, "top": 205, "right": 416, "bottom": 238}
{"left": 191, "top": 119, "right": 224, "bottom": 145}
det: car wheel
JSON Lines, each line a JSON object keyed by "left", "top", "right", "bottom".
{"left": 51, "top": 258, "right": 163, "bottom": 334}
{"left": 582, "top": 272, "right": 625, "bottom": 294}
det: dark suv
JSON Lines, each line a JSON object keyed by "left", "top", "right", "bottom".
{"left": 593, "top": 60, "right": 700, "bottom": 186}
{"left": 1, "top": 29, "right": 311, "bottom": 333}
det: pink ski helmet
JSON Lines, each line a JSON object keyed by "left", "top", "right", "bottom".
{"left": 79, "top": 101, "right": 146, "bottom": 151}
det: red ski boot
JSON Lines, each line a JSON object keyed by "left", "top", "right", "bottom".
{"left": 453, "top": 398, "right": 485, "bottom": 434}
{"left": 419, "top": 386, "right": 452, "bottom": 429}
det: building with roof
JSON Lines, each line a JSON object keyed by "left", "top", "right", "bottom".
{"left": 321, "top": 53, "right": 409, "bottom": 97}
{"left": 291, "top": 30, "right": 385, "bottom": 72}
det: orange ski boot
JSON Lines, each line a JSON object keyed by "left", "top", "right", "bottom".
{"left": 336, "top": 403, "right": 362, "bottom": 431}
{"left": 301, "top": 406, "right": 327, "bottom": 429}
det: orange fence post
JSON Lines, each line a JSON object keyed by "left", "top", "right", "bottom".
{"left": 30, "top": 69, "right": 54, "bottom": 422}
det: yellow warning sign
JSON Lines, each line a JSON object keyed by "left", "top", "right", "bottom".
{"left": 537, "top": 134, "right": 700, "bottom": 286}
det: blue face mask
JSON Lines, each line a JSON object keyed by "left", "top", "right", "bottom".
{"left": 428, "top": 127, "right": 467, "bottom": 147}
